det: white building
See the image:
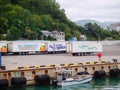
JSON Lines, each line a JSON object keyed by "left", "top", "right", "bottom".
{"left": 116, "top": 26, "right": 120, "bottom": 32}
{"left": 80, "top": 35, "right": 87, "bottom": 40}
{"left": 41, "top": 30, "right": 51, "bottom": 37}
{"left": 51, "top": 30, "right": 65, "bottom": 41}
{"left": 41, "top": 30, "right": 65, "bottom": 41}
{"left": 109, "top": 23, "right": 120, "bottom": 32}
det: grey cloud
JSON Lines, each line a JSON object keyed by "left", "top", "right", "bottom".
{"left": 56, "top": 0, "right": 120, "bottom": 22}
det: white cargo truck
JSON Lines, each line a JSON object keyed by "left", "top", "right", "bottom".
{"left": 45, "top": 41, "right": 67, "bottom": 53}
{"left": 66, "top": 41, "right": 102, "bottom": 56}
{"left": 7, "top": 41, "right": 46, "bottom": 55}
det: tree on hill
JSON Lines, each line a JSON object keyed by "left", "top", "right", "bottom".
{"left": 0, "top": 0, "right": 81, "bottom": 40}
{"left": 1, "top": 0, "right": 119, "bottom": 41}
{"left": 83, "top": 23, "right": 120, "bottom": 40}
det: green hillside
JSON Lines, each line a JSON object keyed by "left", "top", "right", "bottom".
{"left": 0, "top": 0, "right": 80, "bottom": 40}
{"left": 0, "top": 0, "right": 119, "bottom": 40}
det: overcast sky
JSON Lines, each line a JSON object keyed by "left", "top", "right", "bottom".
{"left": 56, "top": 0, "right": 120, "bottom": 22}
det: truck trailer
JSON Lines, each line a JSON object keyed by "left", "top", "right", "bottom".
{"left": 45, "top": 41, "right": 67, "bottom": 54}
{"left": 7, "top": 41, "right": 46, "bottom": 55}
{"left": 66, "top": 41, "right": 102, "bottom": 56}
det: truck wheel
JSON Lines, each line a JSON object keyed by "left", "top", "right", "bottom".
{"left": 19, "top": 52, "right": 22, "bottom": 55}
{"left": 80, "top": 53, "right": 82, "bottom": 56}
{"left": 83, "top": 53, "right": 86, "bottom": 56}
{"left": 72, "top": 53, "right": 75, "bottom": 56}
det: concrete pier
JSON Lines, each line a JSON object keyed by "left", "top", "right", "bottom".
{"left": 0, "top": 45, "right": 119, "bottom": 87}
{"left": 1, "top": 45, "right": 120, "bottom": 70}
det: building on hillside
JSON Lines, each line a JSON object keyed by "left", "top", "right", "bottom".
{"left": 80, "top": 35, "right": 87, "bottom": 40}
{"left": 41, "top": 30, "right": 65, "bottom": 41}
{"left": 51, "top": 30, "right": 65, "bottom": 41}
{"left": 69, "top": 37, "right": 77, "bottom": 41}
{"left": 109, "top": 23, "right": 120, "bottom": 33}
{"left": 41, "top": 30, "right": 51, "bottom": 37}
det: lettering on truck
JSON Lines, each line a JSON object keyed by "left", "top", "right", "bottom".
{"left": 18, "top": 44, "right": 38, "bottom": 50}
{"left": 49, "top": 44, "right": 66, "bottom": 51}
{"left": 79, "top": 45, "right": 97, "bottom": 50}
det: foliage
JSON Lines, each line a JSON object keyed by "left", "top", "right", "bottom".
{"left": 0, "top": 0, "right": 119, "bottom": 41}
{"left": 82, "top": 23, "right": 120, "bottom": 40}
{"left": 6, "top": 26, "right": 20, "bottom": 40}
{"left": 0, "top": 0, "right": 81, "bottom": 40}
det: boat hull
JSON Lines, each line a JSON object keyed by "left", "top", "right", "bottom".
{"left": 57, "top": 75, "right": 92, "bottom": 86}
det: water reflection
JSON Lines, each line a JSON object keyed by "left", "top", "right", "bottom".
{"left": 92, "top": 77, "right": 120, "bottom": 90}
{"left": 6, "top": 77, "right": 120, "bottom": 90}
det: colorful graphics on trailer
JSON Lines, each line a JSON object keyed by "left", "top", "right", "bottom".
{"left": 7, "top": 42, "right": 46, "bottom": 53}
{"left": 46, "top": 41, "right": 66, "bottom": 52}
{"left": 0, "top": 42, "right": 7, "bottom": 53}
{"left": 66, "top": 41, "right": 102, "bottom": 55}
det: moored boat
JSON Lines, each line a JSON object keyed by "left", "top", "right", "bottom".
{"left": 52, "top": 66, "right": 92, "bottom": 86}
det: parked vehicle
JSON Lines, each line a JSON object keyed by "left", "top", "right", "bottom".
{"left": 7, "top": 41, "right": 46, "bottom": 55}
{"left": 66, "top": 41, "right": 102, "bottom": 56}
{"left": 1, "top": 40, "right": 103, "bottom": 55}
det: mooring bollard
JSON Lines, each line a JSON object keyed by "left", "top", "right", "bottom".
{"left": 97, "top": 53, "right": 102, "bottom": 63}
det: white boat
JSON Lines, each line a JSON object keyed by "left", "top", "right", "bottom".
{"left": 53, "top": 66, "right": 92, "bottom": 86}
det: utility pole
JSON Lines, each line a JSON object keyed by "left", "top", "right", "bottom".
{"left": 0, "top": 52, "right": 6, "bottom": 70}
{"left": 0, "top": 52, "right": 1, "bottom": 66}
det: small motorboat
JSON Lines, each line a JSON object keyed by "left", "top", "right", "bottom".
{"left": 52, "top": 66, "right": 93, "bottom": 86}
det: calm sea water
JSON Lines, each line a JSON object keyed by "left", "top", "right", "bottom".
{"left": 5, "top": 77, "right": 120, "bottom": 90}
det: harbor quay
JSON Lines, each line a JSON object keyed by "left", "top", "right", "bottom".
{"left": 2, "top": 45, "right": 120, "bottom": 70}
{"left": 1, "top": 54, "right": 120, "bottom": 70}
{"left": 0, "top": 45, "right": 120, "bottom": 87}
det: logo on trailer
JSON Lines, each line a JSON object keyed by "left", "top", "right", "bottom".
{"left": 49, "top": 44, "right": 66, "bottom": 50}
{"left": 1, "top": 46, "right": 7, "bottom": 52}
{"left": 40, "top": 45, "right": 46, "bottom": 51}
